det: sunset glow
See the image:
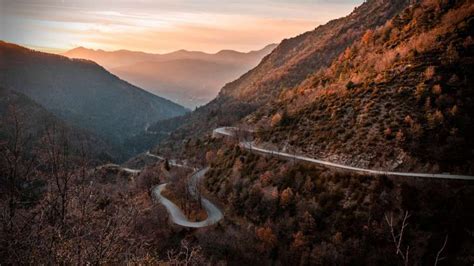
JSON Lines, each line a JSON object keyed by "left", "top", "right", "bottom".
{"left": 1, "top": 0, "right": 363, "bottom": 53}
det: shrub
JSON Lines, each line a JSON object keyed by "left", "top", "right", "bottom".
{"left": 410, "top": 123, "right": 424, "bottom": 138}
{"left": 205, "top": 150, "right": 216, "bottom": 163}
{"left": 346, "top": 81, "right": 356, "bottom": 90}
{"left": 444, "top": 43, "right": 459, "bottom": 64}
{"left": 260, "top": 171, "right": 273, "bottom": 186}
{"left": 362, "top": 30, "right": 374, "bottom": 45}
{"left": 271, "top": 113, "right": 282, "bottom": 127}
{"left": 412, "top": 32, "right": 436, "bottom": 53}
{"left": 449, "top": 105, "right": 458, "bottom": 116}
{"left": 292, "top": 231, "right": 307, "bottom": 249}
{"left": 463, "top": 36, "right": 473, "bottom": 49}
{"left": 424, "top": 66, "right": 436, "bottom": 80}
{"left": 280, "top": 187, "right": 294, "bottom": 207}
{"left": 256, "top": 226, "right": 277, "bottom": 251}
{"left": 424, "top": 97, "right": 432, "bottom": 111}
{"left": 427, "top": 110, "right": 444, "bottom": 128}
{"left": 447, "top": 74, "right": 460, "bottom": 85}
{"left": 374, "top": 50, "right": 398, "bottom": 72}
{"left": 396, "top": 130, "right": 405, "bottom": 142}
{"left": 415, "top": 84, "right": 427, "bottom": 101}
{"left": 343, "top": 47, "right": 352, "bottom": 60}
{"left": 404, "top": 115, "right": 414, "bottom": 125}
{"left": 432, "top": 84, "right": 442, "bottom": 95}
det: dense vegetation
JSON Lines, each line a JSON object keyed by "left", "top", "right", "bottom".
{"left": 202, "top": 143, "right": 474, "bottom": 265}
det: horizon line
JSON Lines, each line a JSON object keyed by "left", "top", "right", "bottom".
{"left": 57, "top": 42, "right": 279, "bottom": 56}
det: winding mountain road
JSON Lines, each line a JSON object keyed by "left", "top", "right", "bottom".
{"left": 103, "top": 123, "right": 473, "bottom": 229}
{"left": 97, "top": 153, "right": 223, "bottom": 228}
{"left": 96, "top": 163, "right": 142, "bottom": 174}
{"left": 144, "top": 153, "right": 222, "bottom": 227}
{"left": 145, "top": 151, "right": 196, "bottom": 170}
{"left": 152, "top": 167, "right": 223, "bottom": 228}
{"left": 214, "top": 127, "right": 474, "bottom": 181}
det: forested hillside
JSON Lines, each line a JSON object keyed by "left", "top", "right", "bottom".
{"left": 0, "top": 41, "right": 187, "bottom": 159}
{"left": 253, "top": 0, "right": 474, "bottom": 174}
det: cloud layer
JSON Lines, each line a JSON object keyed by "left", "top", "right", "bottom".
{"left": 0, "top": 0, "right": 362, "bottom": 53}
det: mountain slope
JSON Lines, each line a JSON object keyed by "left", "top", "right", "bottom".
{"left": 157, "top": 0, "right": 473, "bottom": 174}
{"left": 253, "top": 0, "right": 474, "bottom": 174}
{"left": 217, "top": 0, "right": 408, "bottom": 102}
{"left": 157, "top": 0, "right": 411, "bottom": 144}
{"left": 187, "top": 1, "right": 474, "bottom": 264}
{"left": 0, "top": 87, "right": 116, "bottom": 161}
{"left": 64, "top": 44, "right": 277, "bottom": 108}
{"left": 0, "top": 41, "right": 187, "bottom": 159}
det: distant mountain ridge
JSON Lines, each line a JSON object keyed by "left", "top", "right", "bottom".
{"left": 63, "top": 44, "right": 277, "bottom": 108}
{"left": 0, "top": 41, "right": 188, "bottom": 160}
{"left": 63, "top": 44, "right": 277, "bottom": 68}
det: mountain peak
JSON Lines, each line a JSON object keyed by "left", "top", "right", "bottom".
{"left": 67, "top": 46, "right": 90, "bottom": 52}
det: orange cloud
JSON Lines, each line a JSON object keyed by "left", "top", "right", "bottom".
{"left": 1, "top": 1, "right": 362, "bottom": 53}
{"left": 77, "top": 17, "right": 318, "bottom": 53}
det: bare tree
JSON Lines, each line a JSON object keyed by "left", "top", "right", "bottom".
{"left": 0, "top": 105, "right": 36, "bottom": 228}
{"left": 167, "top": 240, "right": 206, "bottom": 265}
{"left": 385, "top": 211, "right": 410, "bottom": 266}
{"left": 434, "top": 235, "right": 448, "bottom": 266}
{"left": 0, "top": 111, "right": 154, "bottom": 264}
{"left": 40, "top": 123, "right": 74, "bottom": 223}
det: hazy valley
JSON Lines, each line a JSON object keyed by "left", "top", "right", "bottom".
{"left": 63, "top": 44, "right": 277, "bottom": 108}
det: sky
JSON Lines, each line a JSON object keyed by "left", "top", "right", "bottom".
{"left": 0, "top": 0, "right": 363, "bottom": 54}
